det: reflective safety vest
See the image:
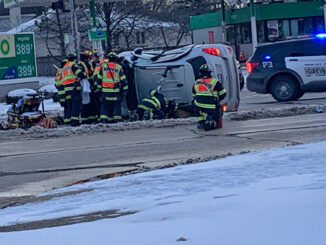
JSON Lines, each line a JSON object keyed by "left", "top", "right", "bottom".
{"left": 79, "top": 61, "right": 90, "bottom": 79}
{"left": 61, "top": 61, "right": 78, "bottom": 86}
{"left": 102, "top": 62, "right": 122, "bottom": 92}
{"left": 193, "top": 78, "right": 219, "bottom": 98}
{"left": 54, "top": 69, "right": 66, "bottom": 102}
{"left": 54, "top": 69, "right": 63, "bottom": 87}
{"left": 193, "top": 78, "right": 220, "bottom": 110}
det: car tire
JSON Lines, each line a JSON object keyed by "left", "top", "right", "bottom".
{"left": 293, "top": 90, "right": 304, "bottom": 100}
{"left": 270, "top": 75, "right": 301, "bottom": 102}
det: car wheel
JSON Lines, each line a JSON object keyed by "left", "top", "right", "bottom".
{"left": 270, "top": 75, "right": 301, "bottom": 102}
{"left": 293, "top": 90, "right": 304, "bottom": 100}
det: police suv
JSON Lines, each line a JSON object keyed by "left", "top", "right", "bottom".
{"left": 246, "top": 35, "right": 326, "bottom": 101}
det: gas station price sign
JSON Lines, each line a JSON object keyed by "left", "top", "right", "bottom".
{"left": 0, "top": 33, "right": 37, "bottom": 80}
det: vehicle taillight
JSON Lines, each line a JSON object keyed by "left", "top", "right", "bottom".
{"left": 202, "top": 47, "right": 221, "bottom": 56}
{"left": 221, "top": 104, "right": 227, "bottom": 112}
{"left": 246, "top": 61, "right": 259, "bottom": 73}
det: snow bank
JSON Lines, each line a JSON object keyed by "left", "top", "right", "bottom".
{"left": 7, "top": 88, "right": 37, "bottom": 98}
{"left": 0, "top": 141, "right": 325, "bottom": 245}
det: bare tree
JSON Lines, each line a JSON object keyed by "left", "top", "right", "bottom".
{"left": 95, "top": 1, "right": 142, "bottom": 53}
{"left": 36, "top": 10, "right": 71, "bottom": 60}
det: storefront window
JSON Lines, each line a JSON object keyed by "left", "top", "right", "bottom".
{"left": 298, "top": 18, "right": 313, "bottom": 35}
{"left": 267, "top": 20, "right": 279, "bottom": 41}
{"left": 314, "top": 17, "right": 324, "bottom": 33}
{"left": 279, "top": 20, "right": 290, "bottom": 40}
{"left": 290, "top": 19, "right": 299, "bottom": 36}
{"left": 226, "top": 26, "right": 235, "bottom": 45}
{"left": 257, "top": 21, "right": 265, "bottom": 43}
{"left": 241, "top": 22, "right": 251, "bottom": 43}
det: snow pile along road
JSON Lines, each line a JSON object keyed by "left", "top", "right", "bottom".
{"left": 0, "top": 141, "right": 325, "bottom": 245}
{"left": 0, "top": 104, "right": 325, "bottom": 141}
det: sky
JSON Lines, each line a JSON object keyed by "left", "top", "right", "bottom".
{"left": 0, "top": 141, "right": 325, "bottom": 245}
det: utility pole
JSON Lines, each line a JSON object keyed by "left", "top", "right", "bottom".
{"left": 69, "top": 0, "right": 79, "bottom": 58}
{"left": 90, "top": 0, "right": 104, "bottom": 57}
{"left": 250, "top": 0, "right": 258, "bottom": 51}
{"left": 221, "top": 0, "right": 227, "bottom": 43}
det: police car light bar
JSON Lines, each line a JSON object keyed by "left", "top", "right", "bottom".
{"left": 316, "top": 33, "right": 326, "bottom": 39}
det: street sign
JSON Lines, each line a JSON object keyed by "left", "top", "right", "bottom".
{"left": 0, "top": 33, "right": 37, "bottom": 81}
{"left": 88, "top": 29, "right": 107, "bottom": 41}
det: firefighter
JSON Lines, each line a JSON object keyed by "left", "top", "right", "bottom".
{"left": 97, "top": 52, "right": 128, "bottom": 123}
{"left": 118, "top": 56, "right": 138, "bottom": 111}
{"left": 79, "top": 51, "right": 95, "bottom": 124}
{"left": 90, "top": 50, "right": 102, "bottom": 120}
{"left": 54, "top": 58, "right": 67, "bottom": 107}
{"left": 61, "top": 52, "right": 86, "bottom": 126}
{"left": 135, "top": 89, "right": 178, "bottom": 120}
{"left": 192, "top": 64, "right": 226, "bottom": 131}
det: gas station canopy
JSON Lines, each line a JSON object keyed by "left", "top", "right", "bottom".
{"left": 3, "top": 0, "right": 136, "bottom": 8}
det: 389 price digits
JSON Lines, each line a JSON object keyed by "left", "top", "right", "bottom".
{"left": 17, "top": 65, "right": 35, "bottom": 77}
{"left": 15, "top": 43, "right": 33, "bottom": 55}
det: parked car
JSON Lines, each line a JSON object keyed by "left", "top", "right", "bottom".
{"left": 119, "top": 43, "right": 241, "bottom": 112}
{"left": 246, "top": 35, "right": 326, "bottom": 101}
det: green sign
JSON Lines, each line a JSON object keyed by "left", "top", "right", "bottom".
{"left": 0, "top": 33, "right": 37, "bottom": 80}
{"left": 88, "top": 29, "right": 107, "bottom": 41}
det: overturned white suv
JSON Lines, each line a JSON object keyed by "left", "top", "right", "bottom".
{"left": 120, "top": 44, "right": 241, "bottom": 112}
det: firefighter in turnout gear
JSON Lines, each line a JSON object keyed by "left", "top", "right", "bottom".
{"left": 54, "top": 59, "right": 67, "bottom": 107}
{"left": 61, "top": 52, "right": 86, "bottom": 126}
{"left": 192, "top": 64, "right": 226, "bottom": 131}
{"left": 79, "top": 51, "right": 97, "bottom": 124}
{"left": 97, "top": 52, "right": 128, "bottom": 123}
{"left": 90, "top": 51, "right": 102, "bottom": 120}
{"left": 118, "top": 56, "right": 138, "bottom": 111}
{"left": 135, "top": 89, "right": 178, "bottom": 120}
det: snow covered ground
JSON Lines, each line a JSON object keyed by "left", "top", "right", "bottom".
{"left": 0, "top": 141, "right": 325, "bottom": 244}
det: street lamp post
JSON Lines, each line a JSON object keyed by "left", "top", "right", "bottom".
{"left": 89, "top": 0, "right": 104, "bottom": 57}
{"left": 221, "top": 0, "right": 227, "bottom": 43}
{"left": 250, "top": 0, "right": 258, "bottom": 51}
{"left": 69, "top": 0, "right": 79, "bottom": 58}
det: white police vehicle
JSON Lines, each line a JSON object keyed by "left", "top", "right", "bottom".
{"left": 246, "top": 34, "right": 326, "bottom": 101}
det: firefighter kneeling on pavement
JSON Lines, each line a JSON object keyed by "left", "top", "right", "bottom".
{"left": 135, "top": 89, "right": 178, "bottom": 120}
{"left": 192, "top": 64, "right": 226, "bottom": 131}
{"left": 96, "top": 52, "right": 128, "bottom": 123}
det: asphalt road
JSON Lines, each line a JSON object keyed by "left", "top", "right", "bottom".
{"left": 239, "top": 87, "right": 326, "bottom": 112}
{"left": 0, "top": 89, "right": 326, "bottom": 208}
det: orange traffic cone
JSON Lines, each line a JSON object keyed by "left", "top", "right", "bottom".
{"left": 239, "top": 50, "right": 245, "bottom": 62}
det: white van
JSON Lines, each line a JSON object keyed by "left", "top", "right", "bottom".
{"left": 120, "top": 44, "right": 241, "bottom": 112}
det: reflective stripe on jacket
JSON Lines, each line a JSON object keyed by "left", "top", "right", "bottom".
{"left": 101, "top": 62, "right": 126, "bottom": 95}
{"left": 79, "top": 61, "right": 90, "bottom": 79}
{"left": 193, "top": 78, "right": 220, "bottom": 110}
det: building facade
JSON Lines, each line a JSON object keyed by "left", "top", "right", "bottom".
{"left": 190, "top": 1, "right": 325, "bottom": 60}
